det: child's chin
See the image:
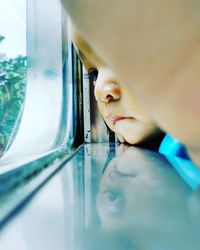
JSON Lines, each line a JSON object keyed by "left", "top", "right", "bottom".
{"left": 119, "top": 135, "right": 143, "bottom": 145}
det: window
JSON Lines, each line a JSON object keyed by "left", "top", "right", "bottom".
{"left": 0, "top": 0, "right": 110, "bottom": 225}
{"left": 0, "top": 0, "right": 81, "bottom": 197}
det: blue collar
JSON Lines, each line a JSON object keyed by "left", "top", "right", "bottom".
{"left": 159, "top": 134, "right": 200, "bottom": 190}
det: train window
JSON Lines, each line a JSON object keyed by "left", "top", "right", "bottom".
{"left": 0, "top": 0, "right": 84, "bottom": 197}
{"left": 0, "top": 0, "right": 115, "bottom": 230}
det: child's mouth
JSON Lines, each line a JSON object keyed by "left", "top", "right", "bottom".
{"left": 108, "top": 115, "right": 133, "bottom": 125}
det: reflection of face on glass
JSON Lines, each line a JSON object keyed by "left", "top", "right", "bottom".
{"left": 97, "top": 145, "right": 200, "bottom": 249}
{"left": 71, "top": 28, "right": 162, "bottom": 146}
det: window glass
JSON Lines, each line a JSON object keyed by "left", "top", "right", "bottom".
{"left": 0, "top": 0, "right": 73, "bottom": 169}
{"left": 0, "top": 0, "right": 26, "bottom": 157}
{"left": 0, "top": 1, "right": 84, "bottom": 200}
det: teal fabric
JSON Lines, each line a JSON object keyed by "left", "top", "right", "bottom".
{"left": 159, "top": 134, "right": 200, "bottom": 190}
{"left": 159, "top": 134, "right": 189, "bottom": 159}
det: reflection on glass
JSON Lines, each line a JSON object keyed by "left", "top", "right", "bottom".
{"left": 1, "top": 144, "right": 200, "bottom": 250}
{"left": 91, "top": 145, "right": 200, "bottom": 250}
{"left": 0, "top": 1, "right": 26, "bottom": 157}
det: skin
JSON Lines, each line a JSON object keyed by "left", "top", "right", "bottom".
{"left": 62, "top": 0, "right": 200, "bottom": 165}
{"left": 71, "top": 28, "right": 162, "bottom": 145}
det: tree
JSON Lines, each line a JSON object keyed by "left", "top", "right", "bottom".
{"left": 0, "top": 37, "right": 27, "bottom": 157}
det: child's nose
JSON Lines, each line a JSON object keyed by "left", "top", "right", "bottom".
{"left": 96, "top": 83, "right": 121, "bottom": 103}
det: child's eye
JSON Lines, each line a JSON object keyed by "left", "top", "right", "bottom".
{"left": 88, "top": 68, "right": 98, "bottom": 82}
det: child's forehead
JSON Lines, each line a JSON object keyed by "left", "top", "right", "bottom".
{"left": 72, "top": 31, "right": 104, "bottom": 67}
{"left": 73, "top": 32, "right": 90, "bottom": 53}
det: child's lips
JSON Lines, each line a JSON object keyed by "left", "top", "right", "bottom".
{"left": 108, "top": 115, "right": 132, "bottom": 125}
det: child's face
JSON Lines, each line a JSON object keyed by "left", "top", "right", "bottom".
{"left": 63, "top": 1, "right": 200, "bottom": 165}
{"left": 72, "top": 31, "right": 159, "bottom": 144}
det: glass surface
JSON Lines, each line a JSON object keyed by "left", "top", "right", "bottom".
{"left": 0, "top": 0, "right": 26, "bottom": 157}
{"left": 0, "top": 0, "right": 73, "bottom": 168}
{"left": 1, "top": 143, "right": 200, "bottom": 250}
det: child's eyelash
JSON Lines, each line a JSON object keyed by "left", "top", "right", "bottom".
{"left": 83, "top": 69, "right": 98, "bottom": 82}
{"left": 88, "top": 68, "right": 98, "bottom": 82}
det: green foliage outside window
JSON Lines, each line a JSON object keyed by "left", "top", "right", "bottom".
{"left": 0, "top": 36, "right": 27, "bottom": 157}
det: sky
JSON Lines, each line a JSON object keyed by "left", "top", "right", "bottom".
{"left": 0, "top": 0, "right": 26, "bottom": 57}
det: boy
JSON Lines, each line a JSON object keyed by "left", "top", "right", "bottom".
{"left": 62, "top": 0, "right": 200, "bottom": 166}
{"left": 71, "top": 27, "right": 164, "bottom": 149}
